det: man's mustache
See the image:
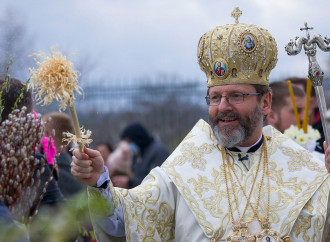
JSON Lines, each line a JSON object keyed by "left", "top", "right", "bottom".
{"left": 212, "top": 112, "right": 240, "bottom": 123}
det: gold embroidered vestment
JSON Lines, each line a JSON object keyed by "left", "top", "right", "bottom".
{"left": 88, "top": 120, "right": 330, "bottom": 242}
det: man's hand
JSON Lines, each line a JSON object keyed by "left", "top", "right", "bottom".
{"left": 71, "top": 147, "right": 105, "bottom": 186}
{"left": 324, "top": 141, "right": 330, "bottom": 173}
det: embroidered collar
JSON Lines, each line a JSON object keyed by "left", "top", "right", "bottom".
{"left": 227, "top": 135, "right": 264, "bottom": 153}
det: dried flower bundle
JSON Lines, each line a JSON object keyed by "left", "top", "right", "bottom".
{"left": 29, "top": 47, "right": 92, "bottom": 151}
{"left": 63, "top": 126, "right": 93, "bottom": 150}
{"left": 0, "top": 107, "right": 49, "bottom": 223}
{"left": 29, "top": 47, "right": 82, "bottom": 111}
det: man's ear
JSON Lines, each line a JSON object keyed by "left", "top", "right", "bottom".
{"left": 261, "top": 92, "right": 272, "bottom": 115}
{"left": 266, "top": 110, "right": 279, "bottom": 126}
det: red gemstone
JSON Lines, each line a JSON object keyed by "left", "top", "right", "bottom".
{"left": 316, "top": 72, "right": 320, "bottom": 76}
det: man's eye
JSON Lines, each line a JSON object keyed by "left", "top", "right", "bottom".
{"left": 230, "top": 93, "right": 242, "bottom": 98}
{"left": 210, "top": 96, "right": 220, "bottom": 100}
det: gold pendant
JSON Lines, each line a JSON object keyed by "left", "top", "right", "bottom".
{"left": 255, "top": 222, "right": 284, "bottom": 242}
{"left": 226, "top": 222, "right": 255, "bottom": 242}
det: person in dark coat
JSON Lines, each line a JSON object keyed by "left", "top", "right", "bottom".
{"left": 118, "top": 122, "right": 170, "bottom": 188}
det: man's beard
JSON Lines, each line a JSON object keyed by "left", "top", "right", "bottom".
{"left": 209, "top": 105, "right": 263, "bottom": 148}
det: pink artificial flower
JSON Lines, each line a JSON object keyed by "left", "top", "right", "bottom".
{"left": 42, "top": 136, "right": 57, "bottom": 165}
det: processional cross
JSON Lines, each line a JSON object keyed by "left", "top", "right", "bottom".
{"left": 285, "top": 22, "right": 330, "bottom": 144}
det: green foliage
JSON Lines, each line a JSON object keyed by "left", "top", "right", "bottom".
{"left": 0, "top": 59, "right": 13, "bottom": 122}
{"left": 0, "top": 191, "right": 96, "bottom": 242}
{"left": 4, "top": 59, "right": 13, "bottom": 92}
{"left": 0, "top": 220, "right": 30, "bottom": 242}
{"left": 0, "top": 59, "right": 31, "bottom": 123}
{"left": 27, "top": 190, "right": 95, "bottom": 242}
{"left": 12, "top": 78, "right": 30, "bottom": 111}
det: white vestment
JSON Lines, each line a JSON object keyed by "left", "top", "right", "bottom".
{"left": 88, "top": 120, "right": 330, "bottom": 242}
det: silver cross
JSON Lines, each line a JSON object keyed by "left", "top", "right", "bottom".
{"left": 300, "top": 22, "right": 314, "bottom": 39}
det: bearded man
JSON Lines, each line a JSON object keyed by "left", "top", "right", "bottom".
{"left": 71, "top": 8, "right": 330, "bottom": 242}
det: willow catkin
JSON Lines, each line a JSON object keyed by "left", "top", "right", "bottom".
{"left": 0, "top": 107, "right": 47, "bottom": 223}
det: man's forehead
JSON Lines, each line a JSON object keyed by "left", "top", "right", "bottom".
{"left": 284, "top": 95, "right": 305, "bottom": 106}
{"left": 293, "top": 96, "right": 306, "bottom": 106}
{"left": 209, "top": 84, "right": 256, "bottom": 93}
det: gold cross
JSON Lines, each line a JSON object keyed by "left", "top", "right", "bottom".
{"left": 300, "top": 22, "right": 313, "bottom": 39}
{"left": 231, "top": 7, "right": 242, "bottom": 24}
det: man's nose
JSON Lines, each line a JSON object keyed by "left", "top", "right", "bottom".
{"left": 217, "top": 97, "right": 233, "bottom": 112}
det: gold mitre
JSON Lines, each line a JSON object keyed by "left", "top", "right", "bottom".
{"left": 197, "top": 7, "right": 278, "bottom": 87}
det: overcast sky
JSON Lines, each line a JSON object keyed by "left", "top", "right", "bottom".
{"left": 1, "top": 0, "right": 330, "bottom": 84}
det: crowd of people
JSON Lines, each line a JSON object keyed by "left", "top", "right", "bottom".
{"left": 2, "top": 7, "right": 330, "bottom": 242}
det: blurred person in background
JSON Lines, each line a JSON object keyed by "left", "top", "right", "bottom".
{"left": 290, "top": 77, "right": 325, "bottom": 153}
{"left": 95, "top": 142, "right": 113, "bottom": 163}
{"left": 42, "top": 112, "right": 86, "bottom": 198}
{"left": 105, "top": 140, "right": 133, "bottom": 188}
{"left": 96, "top": 141, "right": 133, "bottom": 189}
{"left": 266, "top": 80, "right": 324, "bottom": 158}
{"left": 266, "top": 80, "right": 306, "bottom": 133}
{"left": 109, "top": 122, "right": 170, "bottom": 188}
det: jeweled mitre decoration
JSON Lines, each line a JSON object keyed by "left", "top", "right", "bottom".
{"left": 197, "top": 7, "right": 278, "bottom": 87}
